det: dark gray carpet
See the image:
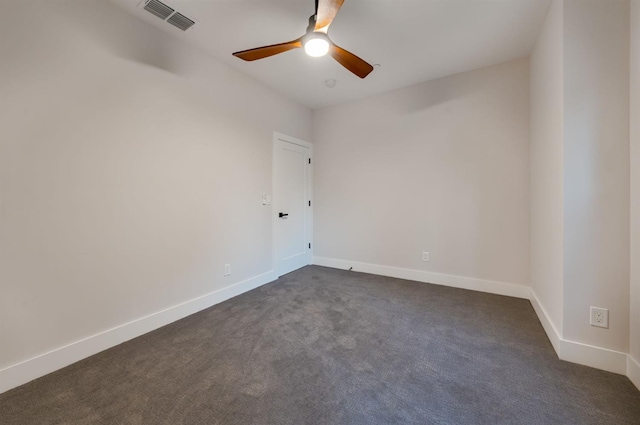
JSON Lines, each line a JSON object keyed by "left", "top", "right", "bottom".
{"left": 1, "top": 266, "right": 639, "bottom": 424}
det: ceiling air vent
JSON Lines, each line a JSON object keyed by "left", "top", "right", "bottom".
{"left": 143, "top": 0, "right": 174, "bottom": 20}
{"left": 167, "top": 12, "right": 195, "bottom": 31}
{"left": 141, "top": 0, "right": 196, "bottom": 31}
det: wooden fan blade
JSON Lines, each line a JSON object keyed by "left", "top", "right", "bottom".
{"left": 233, "top": 38, "right": 302, "bottom": 61}
{"left": 329, "top": 44, "right": 374, "bottom": 79}
{"left": 315, "top": 0, "right": 344, "bottom": 33}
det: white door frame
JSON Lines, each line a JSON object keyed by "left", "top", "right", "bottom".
{"left": 272, "top": 132, "right": 313, "bottom": 276}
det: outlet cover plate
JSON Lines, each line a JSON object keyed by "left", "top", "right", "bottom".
{"left": 224, "top": 264, "right": 231, "bottom": 276}
{"left": 422, "top": 252, "right": 430, "bottom": 262}
{"left": 590, "top": 306, "right": 608, "bottom": 328}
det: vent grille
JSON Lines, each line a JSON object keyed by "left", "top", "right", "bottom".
{"left": 141, "top": 0, "right": 196, "bottom": 31}
{"left": 143, "top": 0, "right": 174, "bottom": 20}
{"left": 167, "top": 12, "right": 195, "bottom": 31}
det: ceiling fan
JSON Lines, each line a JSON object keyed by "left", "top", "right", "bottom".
{"left": 232, "top": 0, "right": 374, "bottom": 79}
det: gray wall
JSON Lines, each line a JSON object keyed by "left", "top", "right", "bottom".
{"left": 630, "top": 0, "right": 640, "bottom": 367}
{"left": 0, "top": 0, "right": 311, "bottom": 371}
{"left": 529, "top": 0, "right": 565, "bottom": 336}
{"left": 562, "top": 0, "right": 630, "bottom": 351}
{"left": 313, "top": 59, "right": 531, "bottom": 287}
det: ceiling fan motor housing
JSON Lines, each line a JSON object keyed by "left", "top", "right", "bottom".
{"left": 302, "top": 31, "right": 331, "bottom": 57}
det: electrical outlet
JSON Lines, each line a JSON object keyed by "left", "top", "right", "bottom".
{"left": 422, "top": 252, "right": 430, "bottom": 262}
{"left": 224, "top": 264, "right": 231, "bottom": 276}
{"left": 590, "top": 306, "right": 608, "bottom": 328}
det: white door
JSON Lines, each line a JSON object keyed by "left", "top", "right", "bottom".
{"left": 273, "top": 133, "right": 312, "bottom": 277}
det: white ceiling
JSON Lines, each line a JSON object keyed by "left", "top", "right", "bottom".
{"left": 109, "top": 0, "right": 551, "bottom": 109}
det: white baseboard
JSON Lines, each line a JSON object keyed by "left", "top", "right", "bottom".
{"left": 313, "top": 259, "right": 634, "bottom": 380}
{"left": 313, "top": 256, "right": 530, "bottom": 299}
{"left": 528, "top": 289, "right": 562, "bottom": 354}
{"left": 529, "top": 289, "right": 628, "bottom": 375}
{"left": 560, "top": 339, "right": 629, "bottom": 375}
{"left": 0, "top": 271, "right": 277, "bottom": 395}
{"left": 628, "top": 355, "right": 640, "bottom": 391}
{"left": 4, "top": 264, "right": 637, "bottom": 395}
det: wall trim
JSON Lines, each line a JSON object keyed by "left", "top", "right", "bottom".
{"left": 528, "top": 289, "right": 563, "bottom": 354}
{"left": 3, "top": 264, "right": 637, "bottom": 394}
{"left": 529, "top": 288, "right": 628, "bottom": 375}
{"left": 0, "top": 270, "right": 277, "bottom": 395}
{"left": 560, "top": 339, "right": 629, "bottom": 375}
{"left": 628, "top": 355, "right": 640, "bottom": 391}
{"left": 313, "top": 256, "right": 530, "bottom": 299}
{"left": 312, "top": 259, "right": 634, "bottom": 381}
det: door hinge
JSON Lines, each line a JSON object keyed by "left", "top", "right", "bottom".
{"left": 308, "top": 158, "right": 311, "bottom": 164}
{"left": 308, "top": 200, "right": 311, "bottom": 206}
{"left": 309, "top": 243, "right": 311, "bottom": 249}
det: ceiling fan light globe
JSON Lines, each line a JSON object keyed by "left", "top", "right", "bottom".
{"left": 304, "top": 37, "right": 330, "bottom": 57}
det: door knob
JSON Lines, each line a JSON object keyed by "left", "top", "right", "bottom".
{"left": 279, "top": 212, "right": 289, "bottom": 218}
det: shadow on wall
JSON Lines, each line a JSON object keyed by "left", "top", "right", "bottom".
{"left": 389, "top": 80, "right": 462, "bottom": 115}
{"left": 47, "top": 0, "right": 187, "bottom": 77}
{"left": 388, "top": 72, "right": 485, "bottom": 116}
